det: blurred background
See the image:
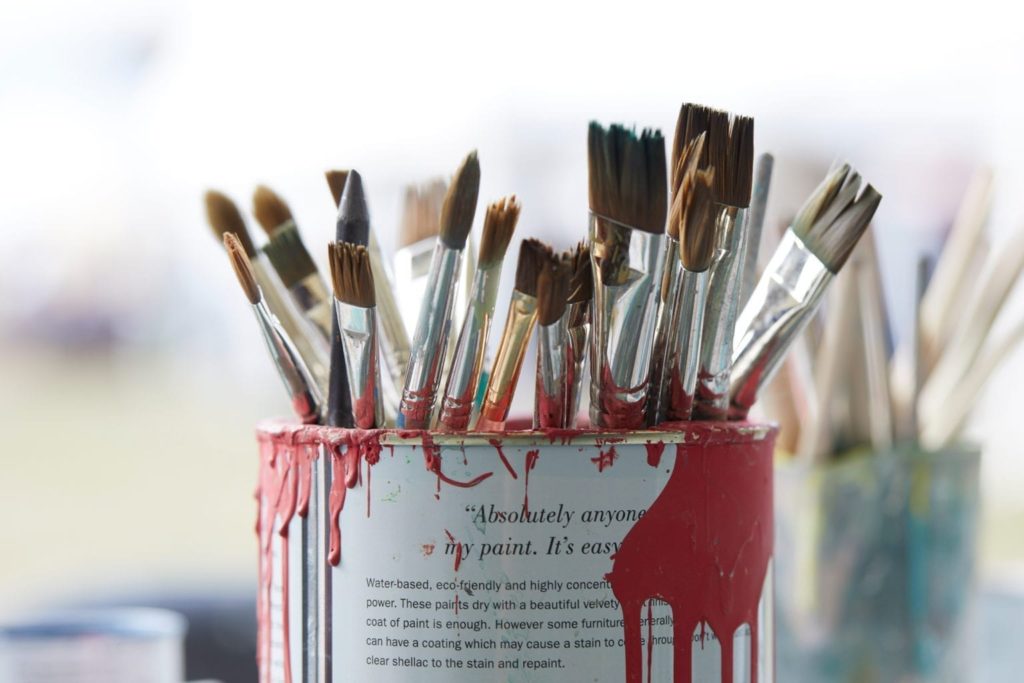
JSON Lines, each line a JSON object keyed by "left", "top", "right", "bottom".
{"left": 3, "top": 0, "right": 1024, "bottom": 679}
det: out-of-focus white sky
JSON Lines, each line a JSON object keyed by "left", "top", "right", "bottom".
{"left": 2, "top": 0, "right": 1024, "bottom": 608}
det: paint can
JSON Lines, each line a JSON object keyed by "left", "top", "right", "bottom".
{"left": 774, "top": 443, "right": 981, "bottom": 682}
{"left": 257, "top": 420, "right": 776, "bottom": 683}
{"left": 0, "top": 608, "right": 187, "bottom": 682}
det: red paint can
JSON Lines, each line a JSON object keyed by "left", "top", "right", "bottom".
{"left": 256, "top": 421, "right": 776, "bottom": 683}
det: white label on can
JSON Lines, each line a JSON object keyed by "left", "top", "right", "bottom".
{"left": 330, "top": 441, "right": 770, "bottom": 682}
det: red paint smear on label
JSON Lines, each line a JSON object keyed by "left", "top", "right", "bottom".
{"left": 489, "top": 438, "right": 519, "bottom": 479}
{"left": 421, "top": 543, "right": 435, "bottom": 557}
{"left": 522, "top": 449, "right": 540, "bottom": 514}
{"left": 607, "top": 440, "right": 773, "bottom": 683}
{"left": 645, "top": 441, "right": 666, "bottom": 468}
{"left": 445, "top": 529, "right": 464, "bottom": 572}
{"left": 591, "top": 445, "right": 618, "bottom": 472}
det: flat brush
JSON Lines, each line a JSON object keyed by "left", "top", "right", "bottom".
{"left": 534, "top": 256, "right": 572, "bottom": 428}
{"left": 255, "top": 186, "right": 334, "bottom": 342}
{"left": 730, "top": 163, "right": 882, "bottom": 417}
{"left": 476, "top": 238, "right": 550, "bottom": 431}
{"left": 659, "top": 167, "right": 717, "bottom": 423}
{"left": 326, "top": 170, "right": 409, "bottom": 397}
{"left": 437, "top": 196, "right": 520, "bottom": 431}
{"left": 694, "top": 112, "right": 755, "bottom": 420}
{"left": 565, "top": 242, "right": 593, "bottom": 426}
{"left": 393, "top": 178, "right": 450, "bottom": 338}
{"left": 398, "top": 151, "right": 481, "bottom": 428}
{"left": 328, "top": 242, "right": 384, "bottom": 429}
{"left": 204, "top": 190, "right": 330, "bottom": 395}
{"left": 587, "top": 122, "right": 668, "bottom": 428}
{"left": 224, "top": 233, "right": 323, "bottom": 424}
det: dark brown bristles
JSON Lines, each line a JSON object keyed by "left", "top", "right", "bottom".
{"left": 325, "top": 170, "right": 350, "bottom": 207}
{"left": 398, "top": 178, "right": 448, "bottom": 248}
{"left": 667, "top": 132, "right": 707, "bottom": 239}
{"left": 672, "top": 103, "right": 719, "bottom": 189}
{"left": 537, "top": 258, "right": 571, "bottom": 326}
{"left": 205, "top": 190, "right": 257, "bottom": 257}
{"left": 479, "top": 196, "right": 521, "bottom": 267}
{"left": 725, "top": 115, "right": 755, "bottom": 208}
{"left": 680, "top": 168, "right": 718, "bottom": 272}
{"left": 328, "top": 241, "right": 375, "bottom": 308}
{"left": 439, "top": 150, "right": 481, "bottom": 250}
{"left": 568, "top": 242, "right": 593, "bottom": 304}
{"left": 515, "top": 238, "right": 551, "bottom": 297}
{"left": 262, "top": 224, "right": 318, "bottom": 288}
{"left": 224, "top": 233, "right": 261, "bottom": 304}
{"left": 587, "top": 122, "right": 667, "bottom": 234}
{"left": 252, "top": 185, "right": 295, "bottom": 236}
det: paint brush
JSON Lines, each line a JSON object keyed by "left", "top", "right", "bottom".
{"left": 729, "top": 163, "right": 882, "bottom": 417}
{"left": 223, "top": 233, "right": 323, "bottom": 424}
{"left": 565, "top": 242, "right": 593, "bottom": 426}
{"left": 398, "top": 151, "right": 481, "bottom": 428}
{"left": 534, "top": 256, "right": 572, "bottom": 428}
{"left": 393, "top": 178, "right": 449, "bottom": 338}
{"left": 437, "top": 196, "right": 520, "bottom": 431}
{"left": 658, "top": 167, "right": 717, "bottom": 423}
{"left": 325, "top": 170, "right": 410, "bottom": 396}
{"left": 475, "top": 238, "right": 550, "bottom": 431}
{"left": 739, "top": 153, "right": 774, "bottom": 310}
{"left": 255, "top": 186, "right": 334, "bottom": 343}
{"left": 328, "top": 242, "right": 384, "bottom": 429}
{"left": 587, "top": 122, "right": 668, "bottom": 428}
{"left": 204, "top": 190, "right": 330, "bottom": 395}
{"left": 693, "top": 113, "right": 755, "bottom": 419}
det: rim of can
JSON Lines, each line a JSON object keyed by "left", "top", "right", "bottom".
{"left": 0, "top": 608, "right": 187, "bottom": 640}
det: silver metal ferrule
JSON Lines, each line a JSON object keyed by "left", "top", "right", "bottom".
{"left": 646, "top": 236, "right": 682, "bottom": 425}
{"left": 729, "top": 228, "right": 833, "bottom": 414}
{"left": 398, "top": 243, "right": 463, "bottom": 428}
{"left": 335, "top": 300, "right": 384, "bottom": 429}
{"left": 694, "top": 205, "right": 749, "bottom": 420}
{"left": 252, "top": 298, "right": 323, "bottom": 424}
{"left": 289, "top": 274, "right": 334, "bottom": 344}
{"left": 565, "top": 301, "right": 591, "bottom": 427}
{"left": 438, "top": 265, "right": 500, "bottom": 431}
{"left": 535, "top": 311, "right": 571, "bottom": 428}
{"left": 659, "top": 268, "right": 710, "bottom": 422}
{"left": 588, "top": 213, "right": 666, "bottom": 429}
{"left": 252, "top": 257, "right": 330, "bottom": 397}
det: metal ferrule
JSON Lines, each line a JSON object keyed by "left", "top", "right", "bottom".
{"left": 368, "top": 233, "right": 410, "bottom": 386}
{"left": 252, "top": 298, "right": 323, "bottom": 424}
{"left": 251, "top": 257, "right": 330, "bottom": 397}
{"left": 729, "top": 228, "right": 833, "bottom": 414}
{"left": 288, "top": 273, "right": 334, "bottom": 344}
{"left": 646, "top": 236, "right": 682, "bottom": 424}
{"left": 694, "top": 205, "right": 749, "bottom": 420}
{"left": 476, "top": 290, "right": 538, "bottom": 429}
{"left": 587, "top": 213, "right": 666, "bottom": 428}
{"left": 438, "top": 265, "right": 501, "bottom": 431}
{"left": 535, "top": 311, "right": 571, "bottom": 428}
{"left": 659, "top": 268, "right": 710, "bottom": 422}
{"left": 334, "top": 300, "right": 384, "bottom": 429}
{"left": 398, "top": 243, "right": 463, "bottom": 428}
{"left": 565, "top": 301, "right": 591, "bottom": 427}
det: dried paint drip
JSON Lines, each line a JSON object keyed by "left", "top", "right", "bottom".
{"left": 591, "top": 445, "right": 618, "bottom": 472}
{"left": 607, "top": 440, "right": 773, "bottom": 683}
{"left": 488, "top": 438, "right": 519, "bottom": 479}
{"left": 644, "top": 441, "right": 666, "bottom": 468}
{"left": 522, "top": 449, "right": 540, "bottom": 514}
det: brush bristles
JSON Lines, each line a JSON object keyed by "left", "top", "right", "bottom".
{"left": 672, "top": 103, "right": 719, "bottom": 188}
{"left": 792, "top": 164, "right": 881, "bottom": 272}
{"left": 398, "top": 178, "right": 447, "bottom": 248}
{"left": 479, "top": 196, "right": 521, "bottom": 266}
{"left": 537, "top": 257, "right": 571, "bottom": 326}
{"left": 725, "top": 115, "right": 754, "bottom": 208}
{"left": 568, "top": 242, "right": 593, "bottom": 304}
{"left": 262, "top": 224, "right": 318, "bottom": 288}
{"left": 667, "top": 132, "right": 707, "bottom": 239}
{"left": 252, "top": 185, "right": 295, "bottom": 236}
{"left": 224, "top": 233, "right": 261, "bottom": 304}
{"left": 515, "top": 238, "right": 552, "bottom": 297}
{"left": 439, "top": 151, "right": 481, "bottom": 250}
{"left": 680, "top": 168, "right": 717, "bottom": 272}
{"left": 329, "top": 242, "right": 375, "bottom": 308}
{"left": 325, "top": 170, "right": 349, "bottom": 207}
{"left": 587, "top": 122, "right": 667, "bottom": 234}
{"left": 205, "top": 190, "right": 256, "bottom": 257}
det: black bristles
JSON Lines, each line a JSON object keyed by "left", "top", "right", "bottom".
{"left": 587, "top": 122, "right": 667, "bottom": 234}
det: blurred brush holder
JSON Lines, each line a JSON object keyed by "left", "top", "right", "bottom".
{"left": 774, "top": 443, "right": 981, "bottom": 682}
{"left": 255, "top": 420, "right": 777, "bottom": 682}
